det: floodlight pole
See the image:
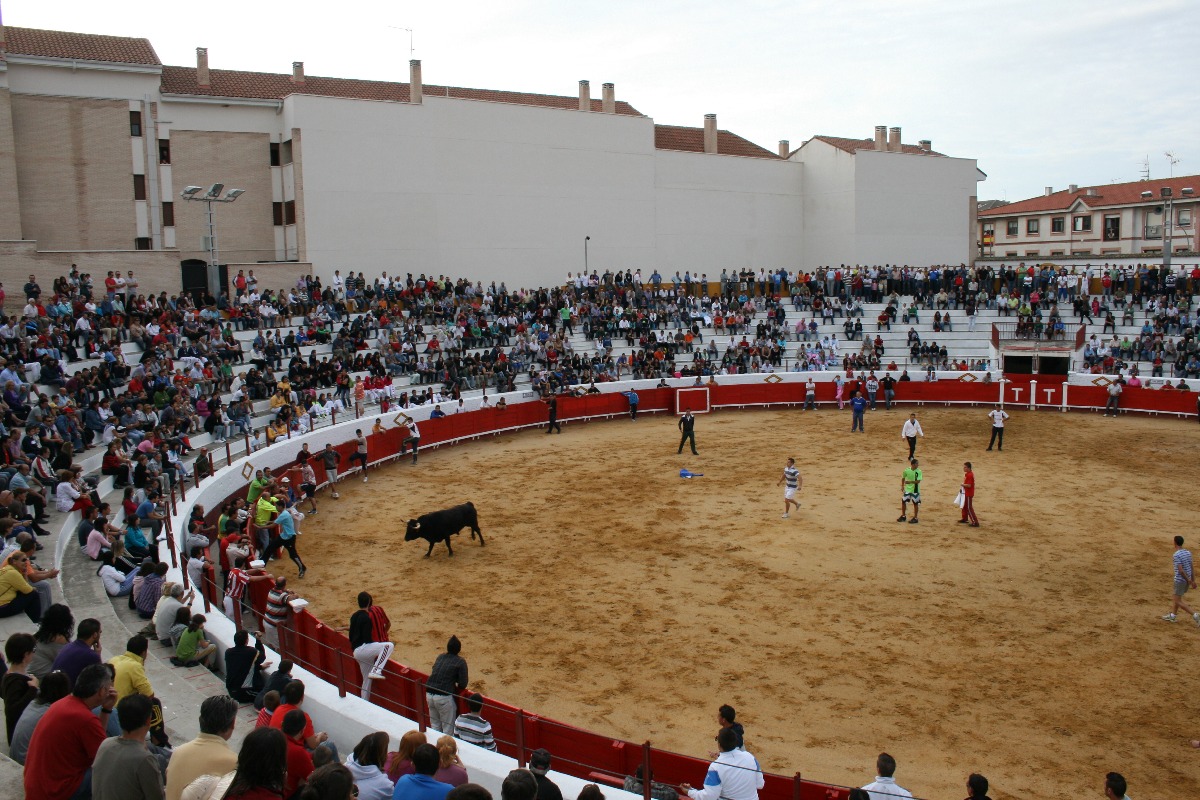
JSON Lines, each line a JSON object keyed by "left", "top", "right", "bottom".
{"left": 584, "top": 235, "right": 590, "bottom": 273}
{"left": 181, "top": 184, "right": 245, "bottom": 300}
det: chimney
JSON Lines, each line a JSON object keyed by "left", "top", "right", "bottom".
{"left": 409, "top": 60, "right": 423, "bottom": 104}
{"left": 601, "top": 83, "right": 615, "bottom": 114}
{"left": 918, "top": 139, "right": 931, "bottom": 152}
{"left": 196, "top": 47, "right": 209, "bottom": 87}
{"left": 1044, "top": 186, "right": 1053, "bottom": 196}
{"left": 1069, "top": 184, "right": 1079, "bottom": 193}
{"left": 291, "top": 61, "right": 305, "bottom": 85}
{"left": 578, "top": 80, "right": 591, "bottom": 112}
{"left": 703, "top": 114, "right": 718, "bottom": 154}
{"left": 888, "top": 126, "right": 901, "bottom": 152}
{"left": 778, "top": 140, "right": 790, "bottom": 158}
{"left": 874, "top": 126, "right": 887, "bottom": 151}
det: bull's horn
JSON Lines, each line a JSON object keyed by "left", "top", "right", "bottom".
{"left": 412, "top": 522, "right": 420, "bottom": 529}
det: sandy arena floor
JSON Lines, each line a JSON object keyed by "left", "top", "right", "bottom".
{"left": 287, "top": 405, "right": 1200, "bottom": 800}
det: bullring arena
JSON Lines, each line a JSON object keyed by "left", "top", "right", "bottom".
{"left": 264, "top": 398, "right": 1200, "bottom": 800}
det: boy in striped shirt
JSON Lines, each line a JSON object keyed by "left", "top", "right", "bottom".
{"left": 1163, "top": 535, "right": 1200, "bottom": 624}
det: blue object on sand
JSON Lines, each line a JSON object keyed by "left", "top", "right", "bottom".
{"left": 679, "top": 469, "right": 704, "bottom": 478}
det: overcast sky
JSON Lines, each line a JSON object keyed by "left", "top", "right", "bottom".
{"left": 6, "top": 0, "right": 1197, "bottom": 201}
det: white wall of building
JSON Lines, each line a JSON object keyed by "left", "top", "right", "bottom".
{"left": 794, "top": 141, "right": 857, "bottom": 269}
{"left": 853, "top": 150, "right": 979, "bottom": 267}
{"left": 3, "top": 59, "right": 161, "bottom": 100}
{"left": 654, "top": 151, "right": 803, "bottom": 275}
{"left": 289, "top": 94, "right": 659, "bottom": 289}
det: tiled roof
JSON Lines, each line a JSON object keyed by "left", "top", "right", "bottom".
{"left": 3, "top": 26, "right": 161, "bottom": 66}
{"left": 979, "top": 174, "right": 1200, "bottom": 217}
{"left": 807, "top": 135, "right": 943, "bottom": 157}
{"left": 160, "top": 66, "right": 642, "bottom": 116}
{"left": 654, "top": 125, "right": 779, "bottom": 159}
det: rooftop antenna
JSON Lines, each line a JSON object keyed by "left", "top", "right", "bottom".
{"left": 387, "top": 26, "right": 415, "bottom": 59}
{"left": 1139, "top": 155, "right": 1150, "bottom": 181}
{"left": 1166, "top": 151, "right": 1180, "bottom": 178}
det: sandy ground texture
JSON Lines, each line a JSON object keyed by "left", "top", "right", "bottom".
{"left": 284, "top": 406, "right": 1200, "bottom": 800}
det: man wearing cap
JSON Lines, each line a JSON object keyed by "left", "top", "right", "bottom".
{"left": 425, "top": 636, "right": 468, "bottom": 734}
{"left": 528, "top": 749, "right": 564, "bottom": 800}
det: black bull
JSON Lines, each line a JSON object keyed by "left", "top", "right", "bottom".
{"left": 404, "top": 502, "right": 485, "bottom": 557}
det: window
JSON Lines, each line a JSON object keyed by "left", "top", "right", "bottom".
{"left": 129, "top": 110, "right": 142, "bottom": 137}
{"left": 1050, "top": 250, "right": 1065, "bottom": 256}
{"left": 272, "top": 202, "right": 284, "bottom": 226}
{"left": 1103, "top": 215, "right": 1120, "bottom": 242}
{"left": 1025, "top": 250, "right": 1040, "bottom": 257}
{"left": 1071, "top": 249, "right": 1091, "bottom": 256}
{"left": 1072, "top": 215, "right": 1092, "bottom": 232}
{"left": 1026, "top": 219, "right": 1040, "bottom": 235}
{"left": 283, "top": 200, "right": 296, "bottom": 225}
{"left": 158, "top": 139, "right": 171, "bottom": 164}
{"left": 134, "top": 237, "right": 151, "bottom": 250}
{"left": 1051, "top": 217, "right": 1065, "bottom": 233}
{"left": 1005, "top": 251, "right": 1018, "bottom": 257}
{"left": 280, "top": 140, "right": 294, "bottom": 165}
{"left": 1006, "top": 219, "right": 1018, "bottom": 236}
{"left": 161, "top": 201, "right": 175, "bottom": 227}
{"left": 1180, "top": 209, "right": 1193, "bottom": 227}
{"left": 133, "top": 174, "right": 147, "bottom": 200}
{"left": 981, "top": 223, "right": 994, "bottom": 235}
{"left": 270, "top": 142, "right": 281, "bottom": 167}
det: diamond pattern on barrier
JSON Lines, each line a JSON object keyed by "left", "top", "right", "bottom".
{"left": 1092, "top": 376, "right": 1113, "bottom": 388}
{"left": 764, "top": 374, "right": 783, "bottom": 384}
{"left": 241, "top": 462, "right": 255, "bottom": 480}
{"left": 957, "top": 373, "right": 978, "bottom": 383}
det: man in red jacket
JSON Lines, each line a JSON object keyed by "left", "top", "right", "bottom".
{"left": 24, "top": 663, "right": 118, "bottom": 800}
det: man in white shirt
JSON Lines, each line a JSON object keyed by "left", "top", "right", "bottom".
{"left": 861, "top": 753, "right": 913, "bottom": 800}
{"left": 901, "top": 413, "right": 924, "bottom": 459}
{"left": 987, "top": 405, "right": 1009, "bottom": 451}
{"left": 681, "top": 728, "right": 763, "bottom": 800}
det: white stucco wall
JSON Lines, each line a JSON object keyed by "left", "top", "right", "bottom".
{"left": 653, "top": 151, "right": 803, "bottom": 275}
{"left": 795, "top": 141, "right": 858, "bottom": 269}
{"left": 853, "top": 149, "right": 980, "bottom": 267}
{"left": 289, "top": 94, "right": 659, "bottom": 289}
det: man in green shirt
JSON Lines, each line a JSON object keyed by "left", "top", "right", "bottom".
{"left": 898, "top": 458, "right": 922, "bottom": 524}
{"left": 246, "top": 470, "right": 271, "bottom": 505}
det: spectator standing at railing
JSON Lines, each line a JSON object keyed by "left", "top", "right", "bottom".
{"left": 452, "top": 692, "right": 496, "bottom": 752}
{"left": 528, "top": 749, "right": 563, "bottom": 800}
{"left": 1103, "top": 378, "right": 1124, "bottom": 417}
{"left": 426, "top": 636, "right": 468, "bottom": 734}
{"left": 860, "top": 753, "right": 912, "bottom": 800}
{"left": 680, "top": 728, "right": 762, "bottom": 800}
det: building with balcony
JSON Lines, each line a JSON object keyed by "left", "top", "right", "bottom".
{"left": 978, "top": 177, "right": 1197, "bottom": 261}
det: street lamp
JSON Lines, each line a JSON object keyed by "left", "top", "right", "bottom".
{"left": 584, "top": 235, "right": 590, "bottom": 273}
{"left": 180, "top": 182, "right": 246, "bottom": 299}
{"left": 1143, "top": 186, "right": 1194, "bottom": 274}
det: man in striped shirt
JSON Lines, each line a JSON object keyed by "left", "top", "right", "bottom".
{"left": 222, "top": 556, "right": 273, "bottom": 620}
{"left": 777, "top": 458, "right": 802, "bottom": 519}
{"left": 452, "top": 692, "right": 497, "bottom": 751}
{"left": 1163, "top": 536, "right": 1200, "bottom": 624}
